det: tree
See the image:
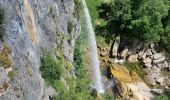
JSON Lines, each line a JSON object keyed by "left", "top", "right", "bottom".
{"left": 110, "top": 0, "right": 132, "bottom": 32}
{"left": 131, "top": 0, "right": 169, "bottom": 42}
{"left": 164, "top": 25, "right": 170, "bottom": 51}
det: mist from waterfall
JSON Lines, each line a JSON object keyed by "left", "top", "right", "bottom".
{"left": 81, "top": 0, "right": 104, "bottom": 93}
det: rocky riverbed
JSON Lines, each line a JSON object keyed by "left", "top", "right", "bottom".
{"left": 98, "top": 37, "right": 170, "bottom": 99}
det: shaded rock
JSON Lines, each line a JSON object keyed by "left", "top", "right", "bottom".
{"left": 151, "top": 89, "right": 163, "bottom": 94}
{"left": 128, "top": 54, "right": 138, "bottom": 63}
{"left": 120, "top": 48, "right": 128, "bottom": 58}
{"left": 150, "top": 43, "right": 155, "bottom": 49}
{"left": 153, "top": 53, "right": 163, "bottom": 60}
{"left": 151, "top": 49, "right": 157, "bottom": 54}
{"left": 143, "top": 57, "right": 152, "bottom": 64}
{"left": 144, "top": 75, "right": 156, "bottom": 85}
{"left": 153, "top": 57, "right": 166, "bottom": 64}
{"left": 112, "top": 36, "right": 120, "bottom": 57}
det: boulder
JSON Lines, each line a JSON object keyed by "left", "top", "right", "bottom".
{"left": 128, "top": 54, "right": 138, "bottom": 63}
{"left": 151, "top": 49, "right": 157, "bottom": 54}
{"left": 151, "top": 66, "right": 161, "bottom": 73}
{"left": 138, "top": 50, "right": 144, "bottom": 59}
{"left": 153, "top": 57, "right": 166, "bottom": 64}
{"left": 157, "top": 64, "right": 163, "bottom": 68}
{"left": 151, "top": 89, "right": 163, "bottom": 94}
{"left": 143, "top": 57, "right": 152, "bottom": 64}
{"left": 156, "top": 77, "right": 164, "bottom": 85}
{"left": 144, "top": 75, "right": 156, "bottom": 85}
{"left": 144, "top": 63, "right": 152, "bottom": 68}
{"left": 112, "top": 36, "right": 120, "bottom": 57}
{"left": 120, "top": 48, "right": 128, "bottom": 58}
{"left": 153, "top": 53, "right": 163, "bottom": 60}
{"left": 150, "top": 43, "right": 155, "bottom": 49}
{"left": 143, "top": 68, "right": 152, "bottom": 74}
{"left": 162, "top": 61, "right": 169, "bottom": 69}
{"left": 141, "top": 52, "right": 147, "bottom": 60}
{"left": 150, "top": 73, "right": 160, "bottom": 80}
{"left": 146, "top": 49, "right": 152, "bottom": 57}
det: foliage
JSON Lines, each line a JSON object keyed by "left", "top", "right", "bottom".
{"left": 8, "top": 71, "right": 15, "bottom": 80}
{"left": 131, "top": 0, "right": 170, "bottom": 42}
{"left": 155, "top": 90, "right": 170, "bottom": 100}
{"left": 89, "top": 0, "right": 170, "bottom": 51}
{"left": 103, "top": 93, "right": 115, "bottom": 100}
{"left": 50, "top": 4, "right": 57, "bottom": 17}
{"left": 67, "top": 21, "right": 74, "bottom": 33}
{"left": 131, "top": 16, "right": 160, "bottom": 42}
{"left": 40, "top": 51, "right": 64, "bottom": 85}
{"left": 0, "top": 44, "right": 11, "bottom": 68}
{"left": 111, "top": 0, "right": 132, "bottom": 21}
{"left": 74, "top": 0, "right": 82, "bottom": 19}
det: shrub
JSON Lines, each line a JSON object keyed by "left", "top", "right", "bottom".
{"left": 155, "top": 90, "right": 170, "bottom": 100}
{"left": 74, "top": 0, "right": 82, "bottom": 19}
{"left": 50, "top": 4, "right": 57, "bottom": 17}
{"left": 40, "top": 51, "right": 63, "bottom": 84}
{"left": 67, "top": 21, "right": 74, "bottom": 33}
{"left": 0, "top": 44, "right": 11, "bottom": 68}
{"left": 8, "top": 70, "right": 15, "bottom": 79}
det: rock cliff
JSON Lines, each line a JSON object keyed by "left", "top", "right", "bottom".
{"left": 0, "top": 0, "right": 80, "bottom": 100}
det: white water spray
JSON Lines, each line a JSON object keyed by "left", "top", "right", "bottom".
{"left": 81, "top": 0, "right": 104, "bottom": 93}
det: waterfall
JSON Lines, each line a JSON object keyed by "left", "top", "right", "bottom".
{"left": 81, "top": 0, "right": 104, "bottom": 93}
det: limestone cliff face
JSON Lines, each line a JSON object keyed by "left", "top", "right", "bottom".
{"left": 0, "top": 0, "right": 80, "bottom": 100}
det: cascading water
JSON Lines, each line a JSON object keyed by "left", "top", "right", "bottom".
{"left": 81, "top": 0, "right": 104, "bottom": 93}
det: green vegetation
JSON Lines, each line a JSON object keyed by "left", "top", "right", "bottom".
{"left": 0, "top": 44, "right": 11, "bottom": 68}
{"left": 40, "top": 51, "right": 64, "bottom": 85}
{"left": 125, "top": 63, "right": 145, "bottom": 79}
{"left": 86, "top": 0, "right": 170, "bottom": 52}
{"left": 155, "top": 90, "right": 170, "bottom": 100}
{"left": 50, "top": 4, "right": 57, "bottom": 17}
{"left": 51, "top": 3, "right": 95, "bottom": 99}
{"left": 74, "top": 0, "right": 82, "bottom": 19}
{"left": 67, "top": 21, "right": 74, "bottom": 33}
{"left": 8, "top": 70, "right": 15, "bottom": 80}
